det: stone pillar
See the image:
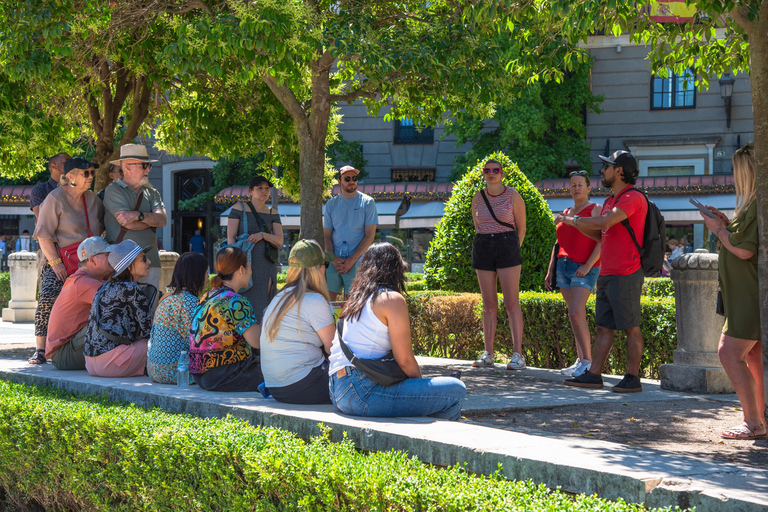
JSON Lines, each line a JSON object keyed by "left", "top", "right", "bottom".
{"left": 659, "top": 250, "right": 733, "bottom": 393}
{"left": 158, "top": 250, "right": 180, "bottom": 294}
{"left": 2, "top": 251, "right": 39, "bottom": 322}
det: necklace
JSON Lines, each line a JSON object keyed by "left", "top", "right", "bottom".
{"left": 486, "top": 185, "right": 506, "bottom": 198}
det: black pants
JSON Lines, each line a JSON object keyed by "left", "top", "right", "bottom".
{"left": 192, "top": 352, "right": 263, "bottom": 392}
{"left": 268, "top": 365, "right": 331, "bottom": 405}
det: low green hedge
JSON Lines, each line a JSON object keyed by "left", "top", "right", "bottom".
{"left": 642, "top": 277, "right": 674, "bottom": 298}
{"left": 407, "top": 291, "right": 676, "bottom": 379}
{"left": 0, "top": 382, "right": 684, "bottom": 512}
{"left": 0, "top": 272, "right": 9, "bottom": 311}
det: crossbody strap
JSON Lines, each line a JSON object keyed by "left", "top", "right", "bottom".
{"left": 82, "top": 195, "right": 93, "bottom": 237}
{"left": 246, "top": 201, "right": 271, "bottom": 234}
{"left": 613, "top": 187, "right": 643, "bottom": 255}
{"left": 480, "top": 189, "right": 516, "bottom": 231}
{"left": 335, "top": 317, "right": 359, "bottom": 364}
{"left": 116, "top": 192, "right": 144, "bottom": 244}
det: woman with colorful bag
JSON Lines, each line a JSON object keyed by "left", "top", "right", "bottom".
{"left": 30, "top": 157, "right": 104, "bottom": 365}
{"left": 227, "top": 175, "right": 282, "bottom": 323}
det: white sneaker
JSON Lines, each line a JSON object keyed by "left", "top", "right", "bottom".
{"left": 506, "top": 352, "right": 526, "bottom": 370}
{"left": 472, "top": 351, "right": 495, "bottom": 367}
{"left": 572, "top": 359, "right": 591, "bottom": 377}
{"left": 561, "top": 359, "right": 581, "bottom": 376}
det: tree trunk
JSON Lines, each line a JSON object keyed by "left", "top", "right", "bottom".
{"left": 297, "top": 131, "right": 326, "bottom": 243}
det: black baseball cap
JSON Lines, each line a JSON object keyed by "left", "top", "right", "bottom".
{"left": 599, "top": 150, "right": 637, "bottom": 176}
{"left": 64, "top": 157, "right": 97, "bottom": 174}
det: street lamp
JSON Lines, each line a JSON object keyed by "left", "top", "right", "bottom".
{"left": 719, "top": 73, "right": 735, "bottom": 129}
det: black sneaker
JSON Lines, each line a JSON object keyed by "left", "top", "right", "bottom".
{"left": 564, "top": 371, "right": 604, "bottom": 388}
{"left": 611, "top": 374, "right": 642, "bottom": 393}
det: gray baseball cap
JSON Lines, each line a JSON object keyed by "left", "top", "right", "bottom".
{"left": 77, "top": 236, "right": 114, "bottom": 262}
{"left": 108, "top": 240, "right": 152, "bottom": 275}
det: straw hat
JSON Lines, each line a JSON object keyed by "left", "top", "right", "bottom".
{"left": 109, "top": 144, "right": 157, "bottom": 165}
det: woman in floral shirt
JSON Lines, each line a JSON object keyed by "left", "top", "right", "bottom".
{"left": 189, "top": 246, "right": 263, "bottom": 391}
{"left": 147, "top": 252, "right": 208, "bottom": 384}
{"left": 84, "top": 240, "right": 152, "bottom": 378}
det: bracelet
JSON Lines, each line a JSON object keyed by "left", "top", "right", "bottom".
{"left": 48, "top": 258, "right": 62, "bottom": 266}
{"left": 573, "top": 216, "right": 579, "bottom": 227}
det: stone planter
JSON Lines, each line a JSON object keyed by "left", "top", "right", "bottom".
{"left": 659, "top": 250, "right": 733, "bottom": 393}
{"left": 2, "top": 251, "right": 39, "bottom": 323}
{"left": 159, "top": 250, "right": 180, "bottom": 294}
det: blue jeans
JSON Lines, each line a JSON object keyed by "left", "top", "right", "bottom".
{"left": 556, "top": 256, "right": 599, "bottom": 291}
{"left": 329, "top": 366, "right": 466, "bottom": 421}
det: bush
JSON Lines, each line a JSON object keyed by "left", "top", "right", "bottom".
{"left": 0, "top": 272, "right": 9, "bottom": 311}
{"left": 408, "top": 291, "right": 676, "bottom": 379}
{"left": 425, "top": 152, "right": 555, "bottom": 293}
{"left": 643, "top": 277, "right": 674, "bottom": 298}
{"left": 0, "top": 381, "right": 682, "bottom": 512}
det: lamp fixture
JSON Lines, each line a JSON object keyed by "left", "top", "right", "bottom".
{"left": 719, "top": 73, "right": 735, "bottom": 129}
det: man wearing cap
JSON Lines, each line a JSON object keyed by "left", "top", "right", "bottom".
{"left": 45, "top": 236, "right": 114, "bottom": 370}
{"left": 323, "top": 165, "right": 377, "bottom": 300}
{"left": 31, "top": 152, "right": 71, "bottom": 220}
{"left": 557, "top": 150, "right": 648, "bottom": 393}
{"left": 103, "top": 143, "right": 166, "bottom": 290}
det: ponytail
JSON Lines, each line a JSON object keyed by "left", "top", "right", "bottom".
{"left": 213, "top": 247, "right": 248, "bottom": 288}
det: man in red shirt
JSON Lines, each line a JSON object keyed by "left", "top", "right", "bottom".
{"left": 556, "top": 150, "right": 647, "bottom": 393}
{"left": 46, "top": 236, "right": 114, "bottom": 370}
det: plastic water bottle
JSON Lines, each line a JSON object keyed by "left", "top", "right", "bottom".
{"left": 340, "top": 241, "right": 349, "bottom": 259}
{"left": 177, "top": 351, "right": 190, "bottom": 387}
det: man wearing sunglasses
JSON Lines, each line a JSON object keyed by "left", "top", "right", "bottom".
{"left": 323, "top": 165, "right": 378, "bottom": 299}
{"left": 103, "top": 143, "right": 167, "bottom": 291}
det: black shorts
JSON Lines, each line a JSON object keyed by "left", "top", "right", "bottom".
{"left": 595, "top": 269, "right": 644, "bottom": 330}
{"left": 472, "top": 231, "right": 523, "bottom": 271}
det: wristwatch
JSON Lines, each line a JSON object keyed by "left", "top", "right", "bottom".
{"left": 138, "top": 211, "right": 144, "bottom": 222}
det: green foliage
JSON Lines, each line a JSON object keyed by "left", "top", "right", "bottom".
{"left": 177, "top": 155, "right": 270, "bottom": 212}
{"left": 408, "top": 291, "right": 676, "bottom": 379}
{"left": 425, "top": 152, "right": 555, "bottom": 292}
{"left": 327, "top": 134, "right": 368, "bottom": 179}
{"left": 0, "top": 381, "right": 684, "bottom": 512}
{"left": 0, "top": 272, "right": 9, "bottom": 311}
{"left": 642, "top": 277, "right": 674, "bottom": 299}
{"left": 447, "top": 62, "right": 602, "bottom": 183}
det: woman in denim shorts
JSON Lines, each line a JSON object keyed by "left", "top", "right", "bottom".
{"left": 545, "top": 170, "right": 601, "bottom": 377}
{"left": 470, "top": 159, "right": 527, "bottom": 370}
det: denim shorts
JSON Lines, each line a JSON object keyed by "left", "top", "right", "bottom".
{"left": 555, "top": 257, "right": 600, "bottom": 291}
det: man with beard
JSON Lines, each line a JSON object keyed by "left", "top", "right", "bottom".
{"left": 555, "top": 150, "right": 647, "bottom": 393}
{"left": 103, "top": 144, "right": 166, "bottom": 291}
{"left": 323, "top": 165, "right": 377, "bottom": 300}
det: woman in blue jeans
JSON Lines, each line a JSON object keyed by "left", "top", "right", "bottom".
{"left": 327, "top": 243, "right": 466, "bottom": 420}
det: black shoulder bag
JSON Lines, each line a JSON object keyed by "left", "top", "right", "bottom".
{"left": 336, "top": 316, "right": 408, "bottom": 386}
{"left": 246, "top": 201, "right": 279, "bottom": 264}
{"left": 480, "top": 189, "right": 517, "bottom": 231}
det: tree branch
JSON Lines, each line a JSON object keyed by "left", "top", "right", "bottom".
{"left": 329, "top": 88, "right": 378, "bottom": 103}
{"left": 261, "top": 72, "right": 307, "bottom": 123}
{"left": 729, "top": 5, "right": 752, "bottom": 33}
{"left": 372, "top": 13, "right": 429, "bottom": 27}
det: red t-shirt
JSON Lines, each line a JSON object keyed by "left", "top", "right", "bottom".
{"left": 45, "top": 268, "right": 103, "bottom": 358}
{"left": 556, "top": 205, "right": 601, "bottom": 267}
{"left": 599, "top": 187, "right": 647, "bottom": 276}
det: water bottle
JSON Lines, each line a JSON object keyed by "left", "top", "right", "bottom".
{"left": 340, "top": 241, "right": 349, "bottom": 259}
{"left": 177, "top": 351, "right": 190, "bottom": 387}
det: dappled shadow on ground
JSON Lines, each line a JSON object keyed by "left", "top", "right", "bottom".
{"left": 467, "top": 399, "right": 768, "bottom": 469}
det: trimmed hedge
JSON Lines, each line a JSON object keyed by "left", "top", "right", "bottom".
{"left": 408, "top": 291, "right": 676, "bottom": 379}
{"left": 0, "top": 381, "right": 685, "bottom": 512}
{"left": 0, "top": 272, "right": 8, "bottom": 311}
{"left": 643, "top": 277, "right": 674, "bottom": 298}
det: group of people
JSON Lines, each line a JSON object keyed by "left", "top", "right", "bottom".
{"left": 472, "top": 147, "right": 762, "bottom": 440}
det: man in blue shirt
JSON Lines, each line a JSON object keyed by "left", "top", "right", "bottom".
{"left": 323, "top": 166, "right": 377, "bottom": 299}
{"left": 15, "top": 230, "right": 33, "bottom": 252}
{"left": 30, "top": 153, "right": 70, "bottom": 220}
{"left": 189, "top": 229, "right": 206, "bottom": 254}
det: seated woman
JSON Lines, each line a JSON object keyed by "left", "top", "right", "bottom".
{"left": 261, "top": 240, "right": 335, "bottom": 404}
{"left": 328, "top": 243, "right": 467, "bottom": 420}
{"left": 84, "top": 240, "right": 152, "bottom": 378}
{"left": 189, "top": 246, "right": 263, "bottom": 392}
{"left": 147, "top": 252, "right": 209, "bottom": 384}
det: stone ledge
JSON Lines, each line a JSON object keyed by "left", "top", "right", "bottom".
{"left": 0, "top": 359, "right": 766, "bottom": 512}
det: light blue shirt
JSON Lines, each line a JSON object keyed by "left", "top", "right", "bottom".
{"left": 323, "top": 192, "right": 377, "bottom": 260}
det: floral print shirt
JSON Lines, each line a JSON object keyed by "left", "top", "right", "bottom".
{"left": 84, "top": 281, "right": 152, "bottom": 357}
{"left": 147, "top": 291, "right": 199, "bottom": 366}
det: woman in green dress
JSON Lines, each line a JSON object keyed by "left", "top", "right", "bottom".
{"left": 701, "top": 142, "right": 765, "bottom": 440}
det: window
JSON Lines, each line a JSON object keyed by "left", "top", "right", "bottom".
{"left": 651, "top": 68, "right": 695, "bottom": 109}
{"left": 391, "top": 167, "right": 435, "bottom": 182}
{"left": 394, "top": 118, "right": 434, "bottom": 144}
{"left": 639, "top": 158, "right": 704, "bottom": 177}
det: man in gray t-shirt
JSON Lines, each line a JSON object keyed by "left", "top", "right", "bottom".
{"left": 323, "top": 165, "right": 377, "bottom": 299}
{"left": 103, "top": 144, "right": 166, "bottom": 290}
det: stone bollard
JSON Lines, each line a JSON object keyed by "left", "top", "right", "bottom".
{"left": 158, "top": 250, "right": 180, "bottom": 294}
{"left": 2, "top": 251, "right": 39, "bottom": 323}
{"left": 659, "top": 250, "right": 733, "bottom": 393}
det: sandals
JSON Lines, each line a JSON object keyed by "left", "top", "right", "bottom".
{"left": 721, "top": 422, "right": 767, "bottom": 440}
{"left": 27, "top": 349, "right": 46, "bottom": 365}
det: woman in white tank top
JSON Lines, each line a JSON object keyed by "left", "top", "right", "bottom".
{"left": 328, "top": 243, "right": 466, "bottom": 420}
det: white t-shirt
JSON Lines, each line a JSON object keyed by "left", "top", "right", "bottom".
{"left": 260, "top": 289, "right": 334, "bottom": 388}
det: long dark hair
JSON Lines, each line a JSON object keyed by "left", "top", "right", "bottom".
{"left": 211, "top": 246, "right": 247, "bottom": 288}
{"left": 341, "top": 243, "right": 408, "bottom": 322}
{"left": 169, "top": 252, "right": 209, "bottom": 297}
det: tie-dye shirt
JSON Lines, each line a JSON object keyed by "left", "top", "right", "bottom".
{"left": 189, "top": 286, "right": 257, "bottom": 374}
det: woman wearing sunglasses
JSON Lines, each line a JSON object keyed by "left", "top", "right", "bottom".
{"left": 84, "top": 240, "right": 153, "bottom": 378}
{"left": 545, "top": 170, "right": 602, "bottom": 378}
{"left": 470, "top": 159, "right": 527, "bottom": 370}
{"left": 30, "top": 157, "right": 105, "bottom": 365}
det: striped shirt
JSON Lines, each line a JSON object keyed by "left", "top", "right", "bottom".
{"left": 474, "top": 186, "right": 517, "bottom": 234}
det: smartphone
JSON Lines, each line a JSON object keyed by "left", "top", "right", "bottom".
{"left": 450, "top": 370, "right": 462, "bottom": 380}
{"left": 689, "top": 196, "right": 716, "bottom": 218}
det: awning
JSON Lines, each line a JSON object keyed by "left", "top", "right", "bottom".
{"left": 375, "top": 201, "right": 405, "bottom": 229}
{"left": 399, "top": 201, "right": 446, "bottom": 229}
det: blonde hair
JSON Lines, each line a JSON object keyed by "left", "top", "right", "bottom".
{"left": 732, "top": 144, "right": 756, "bottom": 216}
{"left": 265, "top": 264, "right": 330, "bottom": 343}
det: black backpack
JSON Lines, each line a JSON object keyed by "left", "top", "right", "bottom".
{"left": 614, "top": 187, "right": 666, "bottom": 277}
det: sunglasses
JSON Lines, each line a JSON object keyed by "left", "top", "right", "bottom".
{"left": 343, "top": 176, "right": 358, "bottom": 182}
{"left": 482, "top": 167, "right": 502, "bottom": 174}
{"left": 79, "top": 170, "right": 95, "bottom": 178}
{"left": 569, "top": 170, "right": 588, "bottom": 177}
{"left": 128, "top": 162, "right": 152, "bottom": 170}
{"left": 736, "top": 142, "right": 754, "bottom": 155}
